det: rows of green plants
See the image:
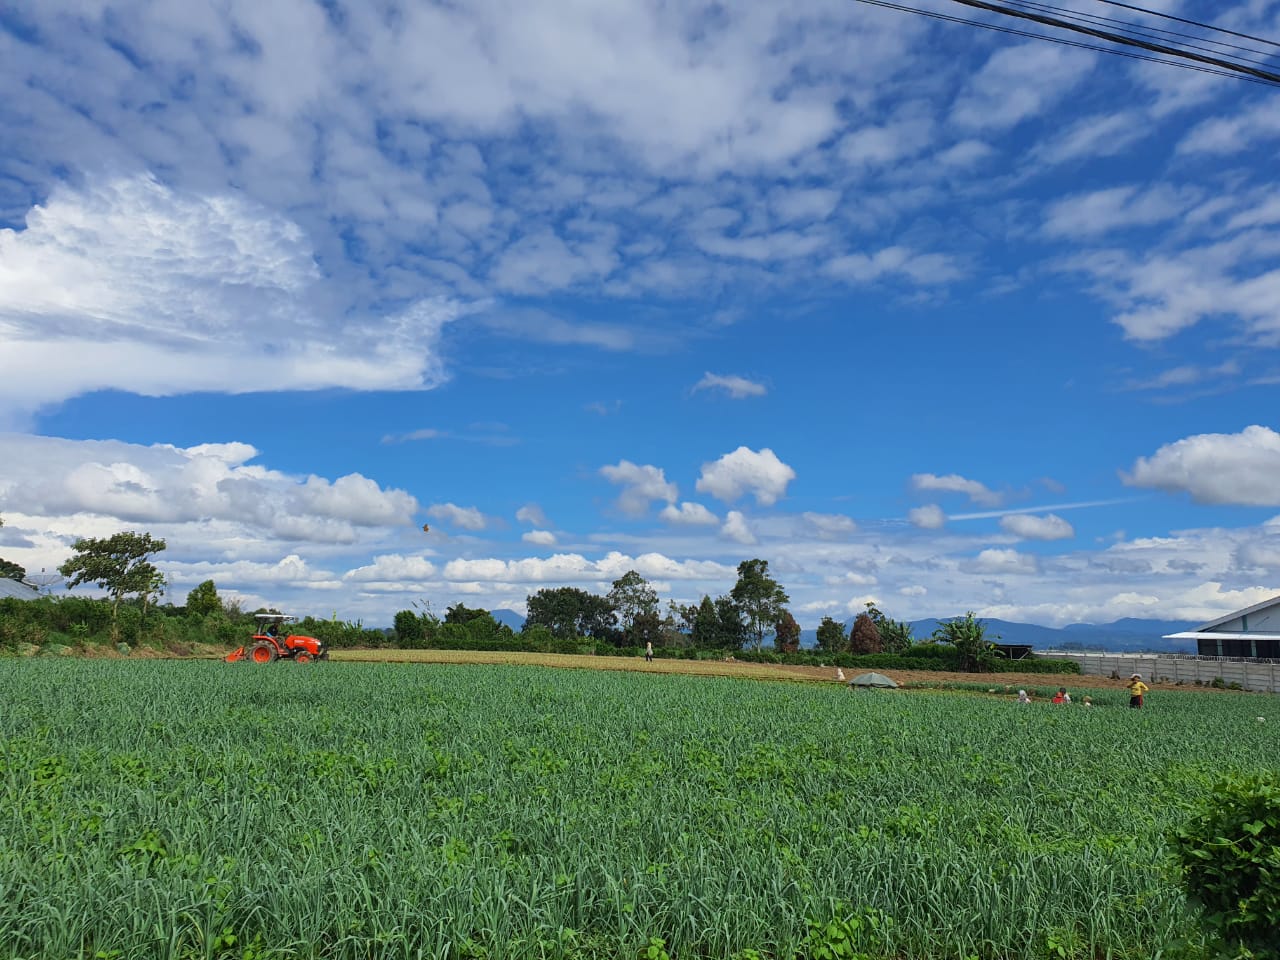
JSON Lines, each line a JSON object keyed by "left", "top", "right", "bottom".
{"left": 2, "top": 660, "right": 1274, "bottom": 959}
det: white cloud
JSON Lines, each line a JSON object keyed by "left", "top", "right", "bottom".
{"left": 0, "top": 435, "right": 416, "bottom": 542}
{"left": 951, "top": 44, "right": 1094, "bottom": 131}
{"left": 1000, "top": 514, "right": 1075, "bottom": 541}
{"left": 899, "top": 584, "right": 927, "bottom": 597}
{"left": 523, "top": 530, "right": 557, "bottom": 546}
{"left": 165, "top": 554, "right": 337, "bottom": 588}
{"left": 600, "top": 460, "right": 678, "bottom": 516}
{"left": 696, "top": 447, "right": 796, "bottom": 506}
{"left": 971, "top": 548, "right": 1039, "bottom": 575}
{"left": 440, "top": 551, "right": 732, "bottom": 584}
{"left": 908, "top": 504, "right": 946, "bottom": 529}
{"left": 0, "top": 175, "right": 463, "bottom": 420}
{"left": 825, "top": 246, "right": 961, "bottom": 285}
{"left": 426, "top": 503, "right": 489, "bottom": 531}
{"left": 802, "top": 512, "right": 857, "bottom": 539}
{"left": 721, "top": 510, "right": 756, "bottom": 545}
{"left": 1042, "top": 184, "right": 1193, "bottom": 238}
{"left": 693, "top": 372, "right": 767, "bottom": 399}
{"left": 344, "top": 555, "right": 439, "bottom": 583}
{"left": 1031, "top": 110, "right": 1149, "bottom": 166}
{"left": 1178, "top": 98, "right": 1280, "bottom": 156}
{"left": 1123, "top": 425, "right": 1280, "bottom": 506}
{"left": 911, "top": 472, "right": 1002, "bottom": 507}
{"left": 659, "top": 502, "right": 719, "bottom": 526}
{"left": 516, "top": 504, "right": 550, "bottom": 527}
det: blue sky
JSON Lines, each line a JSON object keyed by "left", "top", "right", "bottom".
{"left": 2, "top": 0, "right": 1280, "bottom": 628}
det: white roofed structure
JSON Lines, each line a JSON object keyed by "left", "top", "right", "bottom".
{"left": 1164, "top": 595, "right": 1280, "bottom": 659}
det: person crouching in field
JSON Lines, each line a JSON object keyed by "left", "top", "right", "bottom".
{"left": 1016, "top": 689, "right": 1031, "bottom": 704}
{"left": 1051, "top": 687, "right": 1071, "bottom": 705}
{"left": 1127, "top": 673, "right": 1149, "bottom": 708}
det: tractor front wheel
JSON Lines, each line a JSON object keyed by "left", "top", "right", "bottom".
{"left": 248, "top": 641, "right": 278, "bottom": 664}
{"left": 294, "top": 651, "right": 313, "bottom": 663}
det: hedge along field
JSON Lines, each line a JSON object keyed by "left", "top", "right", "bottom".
{"left": 1, "top": 661, "right": 1275, "bottom": 960}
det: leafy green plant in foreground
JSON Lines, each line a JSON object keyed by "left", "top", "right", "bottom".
{"left": 1175, "top": 773, "right": 1280, "bottom": 960}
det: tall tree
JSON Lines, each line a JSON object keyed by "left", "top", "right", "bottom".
{"left": 863, "top": 601, "right": 913, "bottom": 654}
{"left": 774, "top": 610, "right": 801, "bottom": 653}
{"left": 186, "top": 579, "right": 221, "bottom": 618}
{"left": 816, "top": 616, "right": 847, "bottom": 653}
{"left": 59, "top": 531, "right": 167, "bottom": 639}
{"left": 715, "top": 595, "right": 746, "bottom": 651}
{"left": 730, "top": 559, "right": 789, "bottom": 652}
{"left": 607, "top": 570, "right": 659, "bottom": 642}
{"left": 690, "top": 595, "right": 721, "bottom": 649}
{"left": 445, "top": 603, "right": 491, "bottom": 624}
{"left": 849, "top": 612, "right": 883, "bottom": 655}
{"left": 525, "top": 586, "right": 618, "bottom": 641}
{"left": 933, "top": 612, "right": 997, "bottom": 672}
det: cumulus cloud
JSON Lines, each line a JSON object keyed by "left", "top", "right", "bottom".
{"left": 693, "top": 372, "right": 767, "bottom": 399}
{"left": 899, "top": 585, "right": 927, "bottom": 597}
{"left": 344, "top": 555, "right": 439, "bottom": 583}
{"left": 696, "top": 447, "right": 796, "bottom": 506}
{"left": 426, "top": 503, "right": 489, "bottom": 531}
{"left": 0, "top": 176, "right": 464, "bottom": 419}
{"left": 803, "top": 512, "right": 857, "bottom": 539}
{"left": 1000, "top": 513, "right": 1075, "bottom": 541}
{"left": 970, "top": 548, "right": 1039, "bottom": 575}
{"left": 516, "top": 504, "right": 550, "bottom": 527}
{"left": 721, "top": 510, "right": 756, "bottom": 545}
{"left": 600, "top": 460, "right": 678, "bottom": 516}
{"left": 523, "top": 530, "right": 557, "bottom": 546}
{"left": 440, "top": 551, "right": 733, "bottom": 584}
{"left": 911, "top": 473, "right": 1002, "bottom": 507}
{"left": 659, "top": 502, "right": 719, "bottom": 526}
{"left": 1123, "top": 425, "right": 1280, "bottom": 506}
{"left": 908, "top": 504, "right": 946, "bottom": 529}
{"left": 0, "top": 435, "right": 417, "bottom": 543}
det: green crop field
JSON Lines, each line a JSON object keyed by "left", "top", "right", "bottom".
{"left": 1, "top": 660, "right": 1275, "bottom": 960}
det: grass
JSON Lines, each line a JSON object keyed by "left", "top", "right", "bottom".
{"left": 0, "top": 658, "right": 1274, "bottom": 959}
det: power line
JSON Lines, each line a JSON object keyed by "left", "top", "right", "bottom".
{"left": 944, "top": 0, "right": 1280, "bottom": 84}
{"left": 1003, "top": 0, "right": 1280, "bottom": 63}
{"left": 1089, "top": 0, "right": 1280, "bottom": 50}
{"left": 847, "top": 0, "right": 1280, "bottom": 87}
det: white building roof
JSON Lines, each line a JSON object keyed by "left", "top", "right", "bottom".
{"left": 0, "top": 578, "right": 39, "bottom": 600}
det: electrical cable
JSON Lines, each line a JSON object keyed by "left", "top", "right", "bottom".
{"left": 1088, "top": 0, "right": 1280, "bottom": 49}
{"left": 1001, "top": 0, "right": 1280, "bottom": 63}
{"left": 847, "top": 0, "right": 1280, "bottom": 86}
{"left": 944, "top": 0, "right": 1280, "bottom": 84}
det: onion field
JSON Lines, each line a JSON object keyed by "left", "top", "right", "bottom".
{"left": 1, "top": 660, "right": 1275, "bottom": 960}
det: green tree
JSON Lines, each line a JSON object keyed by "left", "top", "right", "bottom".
{"left": 690, "top": 595, "right": 720, "bottom": 649}
{"left": 774, "top": 610, "right": 801, "bottom": 653}
{"left": 607, "top": 570, "right": 659, "bottom": 643}
{"left": 58, "top": 531, "right": 167, "bottom": 640}
{"left": 525, "top": 586, "right": 618, "bottom": 641}
{"left": 933, "top": 612, "right": 996, "bottom": 671}
{"left": 445, "top": 603, "right": 491, "bottom": 624}
{"left": 849, "top": 612, "right": 883, "bottom": 655}
{"left": 730, "top": 559, "right": 789, "bottom": 652}
{"left": 864, "top": 601, "right": 913, "bottom": 654}
{"left": 715, "top": 595, "right": 746, "bottom": 651}
{"left": 815, "top": 616, "right": 847, "bottom": 653}
{"left": 186, "top": 579, "right": 221, "bottom": 618}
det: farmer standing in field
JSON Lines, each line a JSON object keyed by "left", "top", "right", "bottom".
{"left": 645, "top": 640, "right": 654, "bottom": 663}
{"left": 1127, "top": 673, "right": 1149, "bottom": 708}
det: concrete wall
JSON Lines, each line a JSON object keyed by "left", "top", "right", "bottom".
{"left": 1044, "top": 653, "right": 1280, "bottom": 694}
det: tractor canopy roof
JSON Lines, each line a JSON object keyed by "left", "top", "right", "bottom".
{"left": 254, "top": 613, "right": 295, "bottom": 623}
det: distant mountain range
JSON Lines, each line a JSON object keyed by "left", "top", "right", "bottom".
{"left": 799, "top": 616, "right": 1202, "bottom": 654}
{"left": 489, "top": 608, "right": 1201, "bottom": 653}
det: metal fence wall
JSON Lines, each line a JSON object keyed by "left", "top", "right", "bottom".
{"left": 1043, "top": 653, "right": 1280, "bottom": 694}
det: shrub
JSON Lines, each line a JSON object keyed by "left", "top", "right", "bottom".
{"left": 1174, "top": 773, "right": 1280, "bottom": 959}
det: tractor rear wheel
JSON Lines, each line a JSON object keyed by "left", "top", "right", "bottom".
{"left": 249, "top": 641, "right": 278, "bottom": 664}
{"left": 294, "top": 651, "right": 313, "bottom": 663}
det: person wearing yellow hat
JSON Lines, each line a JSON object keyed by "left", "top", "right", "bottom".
{"left": 1127, "top": 673, "right": 1149, "bottom": 708}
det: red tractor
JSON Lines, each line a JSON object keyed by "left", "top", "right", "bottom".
{"left": 224, "top": 614, "right": 329, "bottom": 663}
